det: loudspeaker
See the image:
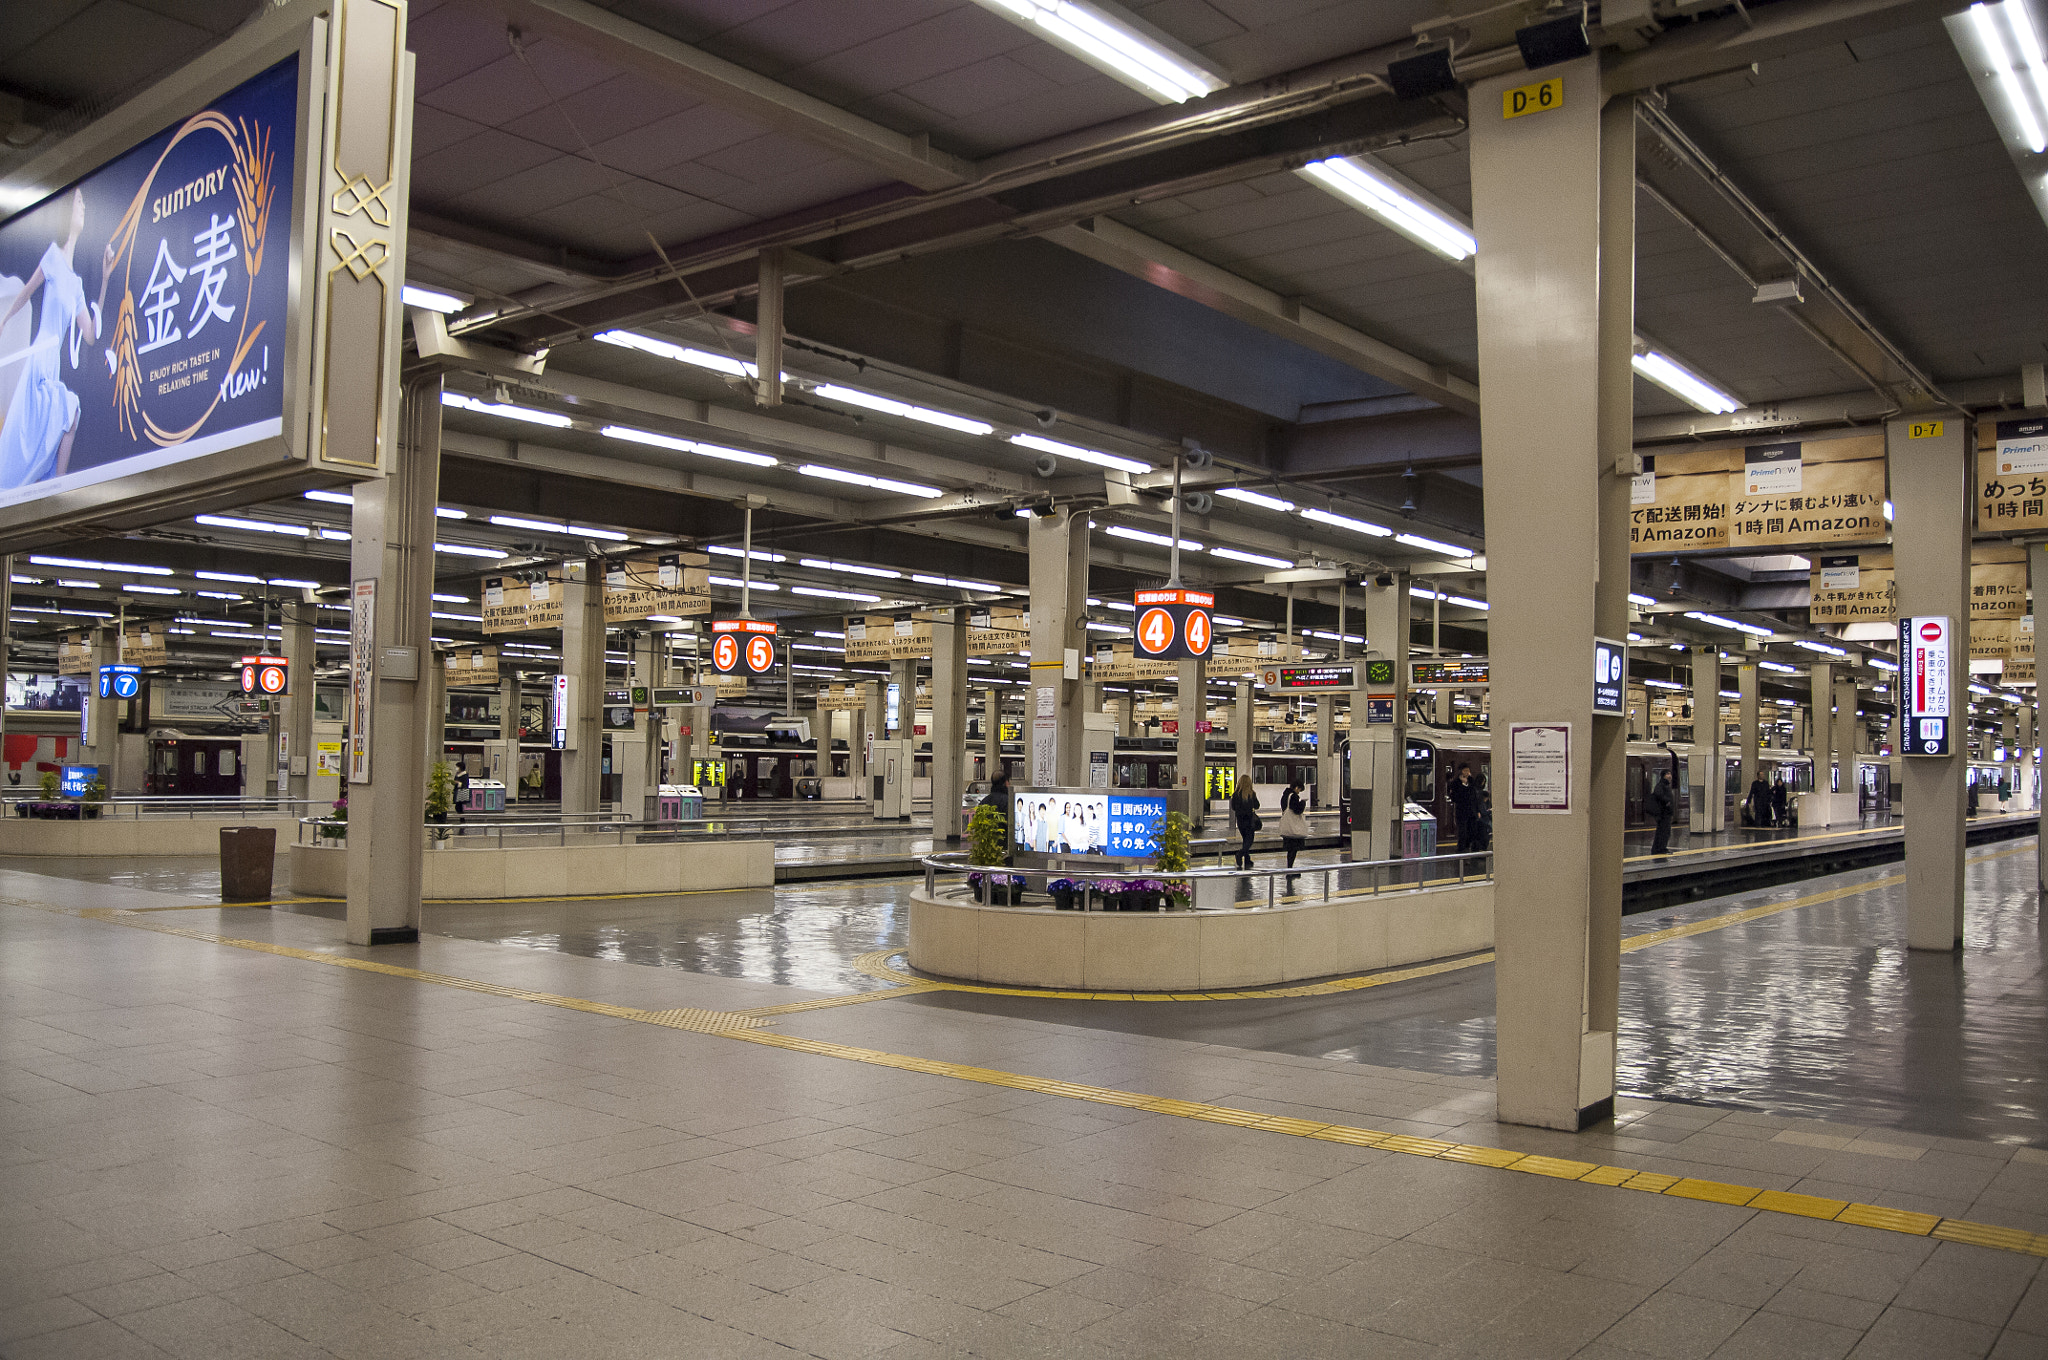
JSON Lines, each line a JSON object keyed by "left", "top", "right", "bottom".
{"left": 1387, "top": 47, "right": 1457, "bottom": 101}
{"left": 1515, "top": 12, "right": 1591, "bottom": 69}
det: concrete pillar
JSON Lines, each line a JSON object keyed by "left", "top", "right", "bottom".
{"left": 499, "top": 675, "right": 520, "bottom": 741}
{"left": 84, "top": 627, "right": 118, "bottom": 769}
{"left": 423, "top": 643, "right": 447, "bottom": 780}
{"left": 344, "top": 375, "right": 440, "bottom": 946}
{"left": 1177, "top": 658, "right": 1206, "bottom": 830}
{"left": 1470, "top": 57, "right": 1630, "bottom": 1130}
{"left": 808, "top": 692, "right": 828, "bottom": 781}
{"left": 2003, "top": 708, "right": 2019, "bottom": 806}
{"left": 889, "top": 659, "right": 915, "bottom": 737}
{"left": 2021, "top": 702, "right": 2036, "bottom": 814}
{"left": 280, "top": 602, "right": 316, "bottom": 802}
{"left": 558, "top": 561, "right": 604, "bottom": 814}
{"left": 1026, "top": 509, "right": 1089, "bottom": 787}
{"left": 1738, "top": 660, "right": 1760, "bottom": 820}
{"left": 1888, "top": 415, "right": 1970, "bottom": 949}
{"left": 1233, "top": 680, "right": 1254, "bottom": 785}
{"left": 1691, "top": 646, "right": 1723, "bottom": 833}
{"left": 0, "top": 559, "right": 9, "bottom": 781}
{"left": 1836, "top": 678, "right": 1861, "bottom": 772}
{"left": 982, "top": 685, "right": 1002, "bottom": 785}
{"left": 1809, "top": 662, "right": 1834, "bottom": 794}
{"left": 1316, "top": 697, "right": 1338, "bottom": 809}
{"left": 931, "top": 609, "right": 968, "bottom": 842}
{"left": 1352, "top": 573, "right": 1410, "bottom": 863}
{"left": 861, "top": 681, "right": 883, "bottom": 790}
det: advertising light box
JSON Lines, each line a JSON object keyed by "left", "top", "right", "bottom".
{"left": 1900, "top": 615, "right": 1953, "bottom": 756}
{"left": 1011, "top": 788, "right": 1167, "bottom": 862}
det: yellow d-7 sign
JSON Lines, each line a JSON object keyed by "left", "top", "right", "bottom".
{"left": 1907, "top": 420, "right": 1945, "bottom": 439}
{"left": 1504, "top": 76, "right": 1564, "bottom": 119}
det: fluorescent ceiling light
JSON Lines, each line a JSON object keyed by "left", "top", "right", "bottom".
{"left": 912, "top": 574, "right": 1000, "bottom": 591}
{"left": 1643, "top": 678, "right": 1685, "bottom": 690}
{"left": 1300, "top": 157, "right": 1476, "bottom": 262}
{"left": 708, "top": 574, "right": 779, "bottom": 591}
{"left": 1794, "top": 639, "right": 1848, "bottom": 656}
{"left": 269, "top": 578, "right": 320, "bottom": 589}
{"left": 441, "top": 392, "right": 572, "bottom": 428}
{"left": 432, "top": 611, "right": 482, "bottom": 622}
{"left": 1628, "top": 592, "right": 1658, "bottom": 606}
{"left": 487, "top": 514, "right": 629, "bottom": 542}
{"left": 976, "top": 0, "right": 1225, "bottom": 104}
{"left": 1870, "top": 658, "right": 1899, "bottom": 672}
{"left": 1008, "top": 432, "right": 1152, "bottom": 475}
{"left": 402, "top": 284, "right": 467, "bottom": 313}
{"left": 436, "top": 507, "right": 466, "bottom": 519}
{"left": 1760, "top": 661, "right": 1797, "bottom": 673}
{"left": 811, "top": 383, "right": 993, "bottom": 436}
{"left": 56, "top": 579, "right": 96, "bottom": 588}
{"left": 593, "top": 329, "right": 756, "bottom": 379}
{"left": 800, "top": 558, "right": 901, "bottom": 579}
{"left": 432, "top": 593, "right": 469, "bottom": 604}
{"left": 1106, "top": 524, "right": 1201, "bottom": 551}
{"left": 435, "top": 542, "right": 506, "bottom": 559}
{"left": 1086, "top": 621, "right": 1131, "bottom": 633}
{"left": 1964, "top": 3, "right": 2048, "bottom": 152}
{"left": 121, "top": 584, "right": 179, "bottom": 595}
{"left": 798, "top": 464, "right": 943, "bottom": 498}
{"left": 1210, "top": 546, "right": 1290, "bottom": 569}
{"left": 196, "top": 591, "right": 242, "bottom": 600}
{"left": 791, "top": 585, "right": 882, "bottom": 602}
{"left": 1632, "top": 351, "right": 1741, "bottom": 414}
{"left": 1395, "top": 532, "right": 1474, "bottom": 558}
{"left": 1684, "top": 610, "right": 1772, "bottom": 636}
{"left": 1217, "top": 487, "right": 1295, "bottom": 513}
{"left": 707, "top": 545, "right": 786, "bottom": 563}
{"left": 31, "top": 555, "right": 171, "bottom": 576}
{"left": 1442, "top": 594, "right": 1490, "bottom": 611}
{"left": 197, "top": 571, "right": 264, "bottom": 584}
{"left": 195, "top": 514, "right": 309, "bottom": 537}
{"left": 601, "top": 424, "right": 777, "bottom": 468}
{"left": 304, "top": 489, "right": 353, "bottom": 506}
{"left": 1301, "top": 507, "right": 1392, "bottom": 537}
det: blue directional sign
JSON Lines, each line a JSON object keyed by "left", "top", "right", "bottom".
{"left": 97, "top": 664, "right": 141, "bottom": 699}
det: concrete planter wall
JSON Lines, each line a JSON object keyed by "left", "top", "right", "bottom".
{"left": 0, "top": 816, "right": 298, "bottom": 858}
{"left": 289, "top": 837, "right": 774, "bottom": 899}
{"left": 909, "top": 880, "right": 1493, "bottom": 992}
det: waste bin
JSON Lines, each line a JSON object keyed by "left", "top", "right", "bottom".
{"left": 219, "top": 825, "right": 277, "bottom": 901}
{"left": 465, "top": 779, "right": 506, "bottom": 813}
{"left": 656, "top": 784, "right": 704, "bottom": 821}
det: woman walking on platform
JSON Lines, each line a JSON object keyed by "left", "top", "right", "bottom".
{"left": 1229, "top": 777, "right": 1261, "bottom": 870}
{"left": 1276, "top": 776, "right": 1310, "bottom": 876}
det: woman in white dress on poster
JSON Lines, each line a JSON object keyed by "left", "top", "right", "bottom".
{"left": 0, "top": 190, "right": 111, "bottom": 490}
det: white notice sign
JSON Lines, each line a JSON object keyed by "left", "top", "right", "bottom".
{"left": 1031, "top": 715, "right": 1058, "bottom": 785}
{"left": 1744, "top": 442, "right": 1802, "bottom": 496}
{"left": 1508, "top": 722, "right": 1572, "bottom": 814}
{"left": 1998, "top": 428, "right": 2048, "bottom": 477}
{"left": 1035, "top": 685, "right": 1056, "bottom": 717}
{"left": 1818, "top": 556, "right": 1861, "bottom": 591}
{"left": 1630, "top": 469, "right": 1656, "bottom": 506}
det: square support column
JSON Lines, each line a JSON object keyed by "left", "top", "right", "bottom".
{"left": 1176, "top": 658, "right": 1206, "bottom": 831}
{"left": 1352, "top": 574, "right": 1410, "bottom": 863}
{"left": 1233, "top": 681, "right": 1254, "bottom": 784}
{"left": 1809, "top": 663, "right": 1835, "bottom": 794}
{"left": 931, "top": 609, "right": 968, "bottom": 842}
{"left": 1887, "top": 416, "right": 1970, "bottom": 950}
{"left": 1738, "top": 660, "right": 1760, "bottom": 815}
{"left": 1471, "top": 57, "right": 1632, "bottom": 1130}
{"left": 558, "top": 561, "right": 605, "bottom": 815}
{"left": 1316, "top": 698, "right": 1338, "bottom": 809}
{"left": 1026, "top": 509, "right": 1088, "bottom": 787}
{"left": 344, "top": 375, "right": 441, "bottom": 946}
{"left": 1691, "top": 646, "right": 1723, "bottom": 833}
{"left": 423, "top": 644, "right": 447, "bottom": 781}
{"left": 282, "top": 602, "right": 316, "bottom": 802}
{"left": 983, "top": 685, "right": 1002, "bottom": 785}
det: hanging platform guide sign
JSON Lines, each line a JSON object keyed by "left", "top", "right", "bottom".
{"left": 1132, "top": 587, "right": 1214, "bottom": 661}
{"left": 711, "top": 619, "right": 777, "bottom": 697}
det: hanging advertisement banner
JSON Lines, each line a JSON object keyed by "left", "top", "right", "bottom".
{"left": 601, "top": 551, "right": 711, "bottom": 623}
{"left": 1978, "top": 418, "right": 2048, "bottom": 532}
{"left": 1809, "top": 552, "right": 1895, "bottom": 623}
{"left": 1726, "top": 436, "right": 1885, "bottom": 549}
{"left": 966, "top": 607, "right": 1029, "bottom": 656}
{"left": 843, "top": 613, "right": 932, "bottom": 662}
{"left": 817, "top": 683, "right": 868, "bottom": 711}
{"left": 481, "top": 575, "right": 562, "bottom": 633}
{"left": 1629, "top": 448, "right": 1732, "bottom": 552}
{"left": 123, "top": 625, "right": 167, "bottom": 666}
{"left": 1969, "top": 550, "right": 2027, "bottom": 621}
{"left": 0, "top": 1, "right": 411, "bottom": 551}
{"left": 444, "top": 646, "right": 499, "bottom": 687}
{"left": 56, "top": 632, "right": 93, "bottom": 674}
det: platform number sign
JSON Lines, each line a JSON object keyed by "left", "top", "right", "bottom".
{"left": 710, "top": 619, "right": 779, "bottom": 675}
{"left": 96, "top": 664, "right": 141, "bottom": 700}
{"left": 1900, "top": 615, "right": 1953, "bottom": 756}
{"left": 238, "top": 655, "right": 288, "bottom": 696}
{"left": 1131, "top": 588, "right": 1214, "bottom": 661}
{"left": 1592, "top": 638, "right": 1626, "bottom": 717}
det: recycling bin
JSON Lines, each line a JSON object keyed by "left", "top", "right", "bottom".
{"left": 219, "top": 826, "right": 277, "bottom": 902}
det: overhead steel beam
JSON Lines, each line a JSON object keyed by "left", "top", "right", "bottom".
{"left": 1603, "top": 0, "right": 1961, "bottom": 96}
{"left": 503, "top": 0, "right": 973, "bottom": 191}
{"left": 1041, "top": 217, "right": 1479, "bottom": 416}
{"left": 1633, "top": 373, "right": 2029, "bottom": 443}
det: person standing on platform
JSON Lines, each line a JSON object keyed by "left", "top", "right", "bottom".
{"left": 1771, "top": 775, "right": 1787, "bottom": 828}
{"left": 1746, "top": 773, "right": 1772, "bottom": 829}
{"left": 1276, "top": 777, "right": 1310, "bottom": 875}
{"left": 1229, "top": 777, "right": 1261, "bottom": 870}
{"left": 1448, "top": 763, "right": 1484, "bottom": 855}
{"left": 1650, "top": 745, "right": 1679, "bottom": 855}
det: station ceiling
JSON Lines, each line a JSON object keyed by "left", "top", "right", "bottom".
{"left": 0, "top": 0, "right": 2038, "bottom": 721}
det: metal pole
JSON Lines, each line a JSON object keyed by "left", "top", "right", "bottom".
{"left": 1168, "top": 455, "right": 1183, "bottom": 587}
{"left": 740, "top": 505, "right": 754, "bottom": 618}
{"left": 1337, "top": 582, "right": 1347, "bottom": 662}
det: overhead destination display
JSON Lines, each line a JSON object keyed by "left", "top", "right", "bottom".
{"left": 1410, "top": 656, "right": 1490, "bottom": 688}
{"left": 1268, "top": 662, "right": 1360, "bottom": 691}
{"left": 1132, "top": 587, "right": 1213, "bottom": 661}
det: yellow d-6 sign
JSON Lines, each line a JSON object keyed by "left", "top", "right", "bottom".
{"left": 1504, "top": 76, "right": 1564, "bottom": 119}
{"left": 1908, "top": 420, "right": 1945, "bottom": 439}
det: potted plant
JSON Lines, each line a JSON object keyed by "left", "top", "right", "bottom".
{"left": 1155, "top": 811, "right": 1191, "bottom": 909}
{"left": 82, "top": 775, "right": 107, "bottom": 819}
{"left": 425, "top": 762, "right": 455, "bottom": 842}
{"left": 318, "top": 796, "right": 348, "bottom": 841}
{"left": 966, "top": 804, "right": 1020, "bottom": 903}
{"left": 1124, "top": 878, "right": 1166, "bottom": 911}
{"left": 1048, "top": 877, "right": 1079, "bottom": 911}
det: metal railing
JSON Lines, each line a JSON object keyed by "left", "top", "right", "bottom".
{"left": 918, "top": 849, "right": 1492, "bottom": 912}
{"left": 8, "top": 795, "right": 324, "bottom": 821}
{"left": 296, "top": 813, "right": 722, "bottom": 849}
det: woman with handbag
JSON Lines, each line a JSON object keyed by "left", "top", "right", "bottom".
{"left": 1277, "top": 777, "right": 1311, "bottom": 876}
{"left": 1229, "top": 777, "right": 1261, "bottom": 870}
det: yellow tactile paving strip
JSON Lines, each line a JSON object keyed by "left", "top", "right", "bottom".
{"left": 11, "top": 897, "right": 2045, "bottom": 1260}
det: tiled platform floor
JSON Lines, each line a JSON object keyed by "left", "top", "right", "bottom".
{"left": 3, "top": 856, "right": 2048, "bottom": 1357}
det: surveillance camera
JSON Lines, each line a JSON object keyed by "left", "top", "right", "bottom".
{"left": 1034, "top": 409, "right": 1058, "bottom": 429}
{"left": 1033, "top": 454, "right": 1058, "bottom": 479}
{"left": 1374, "top": 572, "right": 1395, "bottom": 588}
{"left": 1183, "top": 491, "right": 1213, "bottom": 516}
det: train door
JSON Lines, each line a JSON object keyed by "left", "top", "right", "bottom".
{"left": 148, "top": 739, "right": 243, "bottom": 796}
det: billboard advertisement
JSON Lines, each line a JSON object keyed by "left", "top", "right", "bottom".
{"left": 0, "top": 56, "right": 296, "bottom": 513}
{"left": 1011, "top": 789, "right": 1167, "bottom": 860}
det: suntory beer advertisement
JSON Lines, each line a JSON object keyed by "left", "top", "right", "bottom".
{"left": 0, "top": 57, "right": 295, "bottom": 510}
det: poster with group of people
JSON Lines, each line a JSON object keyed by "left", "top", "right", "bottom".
{"left": 1011, "top": 790, "right": 1166, "bottom": 861}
